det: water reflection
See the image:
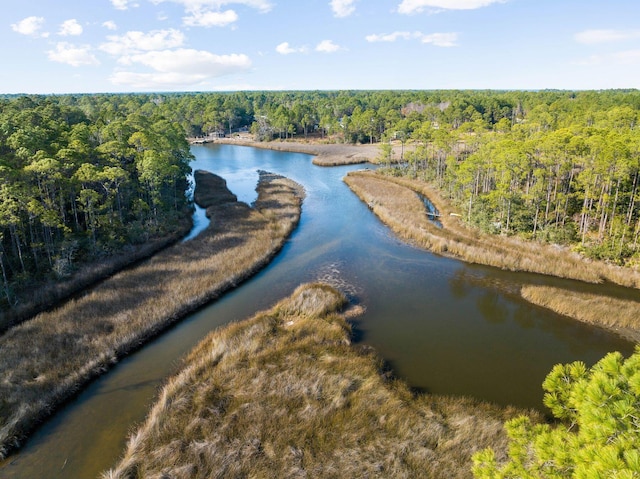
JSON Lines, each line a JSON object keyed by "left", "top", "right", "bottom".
{"left": 1, "top": 144, "right": 635, "bottom": 479}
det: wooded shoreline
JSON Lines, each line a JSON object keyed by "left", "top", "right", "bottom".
{"left": 0, "top": 170, "right": 304, "bottom": 460}
{"left": 343, "top": 169, "right": 640, "bottom": 341}
{"left": 196, "top": 138, "right": 640, "bottom": 340}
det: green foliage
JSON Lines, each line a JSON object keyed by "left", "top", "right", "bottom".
{"left": 472, "top": 347, "right": 640, "bottom": 478}
{"left": 0, "top": 95, "right": 193, "bottom": 307}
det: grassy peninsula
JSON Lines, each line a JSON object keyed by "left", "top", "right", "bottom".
{"left": 0, "top": 170, "right": 303, "bottom": 459}
{"left": 105, "top": 283, "right": 539, "bottom": 479}
{"left": 344, "top": 169, "right": 640, "bottom": 339}
{"left": 521, "top": 285, "right": 640, "bottom": 343}
{"left": 345, "top": 170, "right": 640, "bottom": 288}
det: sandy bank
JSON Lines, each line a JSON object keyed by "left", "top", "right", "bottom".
{"left": 105, "top": 283, "right": 539, "bottom": 479}
{"left": 0, "top": 170, "right": 304, "bottom": 460}
{"left": 194, "top": 136, "right": 406, "bottom": 166}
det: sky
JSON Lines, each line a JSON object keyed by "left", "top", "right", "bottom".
{"left": 2, "top": 0, "right": 640, "bottom": 94}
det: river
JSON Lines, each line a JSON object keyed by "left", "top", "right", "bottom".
{"left": 0, "top": 144, "right": 634, "bottom": 478}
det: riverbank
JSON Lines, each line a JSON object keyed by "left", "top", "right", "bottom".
{"left": 195, "top": 136, "right": 402, "bottom": 166}
{"left": 105, "top": 282, "right": 540, "bottom": 479}
{"left": 521, "top": 286, "right": 640, "bottom": 343}
{"left": 0, "top": 217, "right": 192, "bottom": 333}
{"left": 0, "top": 170, "right": 304, "bottom": 460}
{"left": 344, "top": 170, "right": 640, "bottom": 339}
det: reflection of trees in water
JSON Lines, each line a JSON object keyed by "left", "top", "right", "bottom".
{"left": 448, "top": 267, "right": 520, "bottom": 300}
{"left": 477, "top": 292, "right": 508, "bottom": 324}
{"left": 447, "top": 266, "right": 633, "bottom": 358}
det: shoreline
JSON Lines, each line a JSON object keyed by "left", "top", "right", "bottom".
{"left": 105, "top": 283, "right": 541, "bottom": 479}
{"left": 343, "top": 169, "right": 640, "bottom": 341}
{"left": 190, "top": 136, "right": 402, "bottom": 166}
{"left": 0, "top": 170, "right": 304, "bottom": 460}
{"left": 192, "top": 139, "right": 640, "bottom": 340}
{"left": 0, "top": 219, "right": 192, "bottom": 333}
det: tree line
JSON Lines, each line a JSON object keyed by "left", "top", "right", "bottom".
{"left": 2, "top": 89, "right": 639, "bottom": 308}
{"left": 0, "top": 95, "right": 192, "bottom": 307}
{"left": 144, "top": 88, "right": 640, "bottom": 266}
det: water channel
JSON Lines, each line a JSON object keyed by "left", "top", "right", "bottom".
{"left": 1, "top": 144, "right": 635, "bottom": 478}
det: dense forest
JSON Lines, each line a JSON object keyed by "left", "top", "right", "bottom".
{"left": 2, "top": 89, "right": 639, "bottom": 309}
{"left": 149, "top": 88, "right": 640, "bottom": 267}
{"left": 0, "top": 95, "right": 193, "bottom": 308}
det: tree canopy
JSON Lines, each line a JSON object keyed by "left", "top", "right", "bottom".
{"left": 0, "top": 95, "right": 192, "bottom": 308}
{"left": 472, "top": 347, "right": 640, "bottom": 478}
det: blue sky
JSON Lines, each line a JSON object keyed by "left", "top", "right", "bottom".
{"left": 2, "top": 0, "right": 640, "bottom": 94}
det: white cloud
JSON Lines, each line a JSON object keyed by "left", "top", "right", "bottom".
{"left": 149, "top": 1, "right": 272, "bottom": 27}
{"left": 574, "top": 29, "right": 640, "bottom": 45}
{"left": 100, "top": 29, "right": 186, "bottom": 56}
{"left": 58, "top": 19, "right": 83, "bottom": 36}
{"left": 366, "top": 31, "right": 413, "bottom": 42}
{"left": 103, "top": 21, "right": 118, "bottom": 31}
{"left": 398, "top": 0, "right": 505, "bottom": 14}
{"left": 111, "top": 0, "right": 138, "bottom": 10}
{"left": 124, "top": 49, "right": 251, "bottom": 73}
{"left": 366, "top": 31, "right": 457, "bottom": 46}
{"left": 316, "top": 40, "right": 342, "bottom": 53}
{"left": 419, "top": 32, "right": 458, "bottom": 46}
{"left": 47, "top": 42, "right": 99, "bottom": 67}
{"left": 275, "top": 42, "right": 308, "bottom": 55}
{"left": 150, "top": 0, "right": 274, "bottom": 15}
{"left": 331, "top": 0, "right": 357, "bottom": 18}
{"left": 111, "top": 48, "right": 251, "bottom": 88}
{"left": 11, "top": 16, "right": 47, "bottom": 37}
{"left": 183, "top": 9, "right": 238, "bottom": 27}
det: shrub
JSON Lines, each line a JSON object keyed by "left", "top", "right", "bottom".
{"left": 473, "top": 347, "right": 640, "bottom": 478}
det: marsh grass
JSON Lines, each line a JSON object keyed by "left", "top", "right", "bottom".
{"left": 344, "top": 170, "right": 640, "bottom": 289}
{"left": 0, "top": 170, "right": 304, "bottom": 459}
{"left": 521, "top": 285, "right": 640, "bottom": 342}
{"left": 0, "top": 221, "right": 191, "bottom": 333}
{"left": 104, "top": 283, "right": 538, "bottom": 479}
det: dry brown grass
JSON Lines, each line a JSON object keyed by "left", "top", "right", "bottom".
{"left": 0, "top": 220, "right": 192, "bottom": 333}
{"left": 0, "top": 170, "right": 304, "bottom": 460}
{"left": 104, "top": 283, "right": 538, "bottom": 479}
{"left": 345, "top": 170, "right": 640, "bottom": 290}
{"left": 521, "top": 285, "right": 640, "bottom": 343}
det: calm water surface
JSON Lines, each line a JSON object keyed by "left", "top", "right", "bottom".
{"left": 0, "top": 144, "right": 634, "bottom": 478}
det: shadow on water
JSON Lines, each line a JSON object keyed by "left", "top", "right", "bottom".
{"left": 1, "top": 143, "right": 636, "bottom": 479}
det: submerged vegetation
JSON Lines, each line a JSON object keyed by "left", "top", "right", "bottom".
{"left": 105, "top": 283, "right": 539, "bottom": 479}
{"left": 0, "top": 170, "right": 303, "bottom": 459}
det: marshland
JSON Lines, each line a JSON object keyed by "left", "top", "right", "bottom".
{"left": 0, "top": 165, "right": 303, "bottom": 463}
{"left": 2, "top": 91, "right": 640, "bottom": 478}
{"left": 2, "top": 142, "right": 636, "bottom": 479}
